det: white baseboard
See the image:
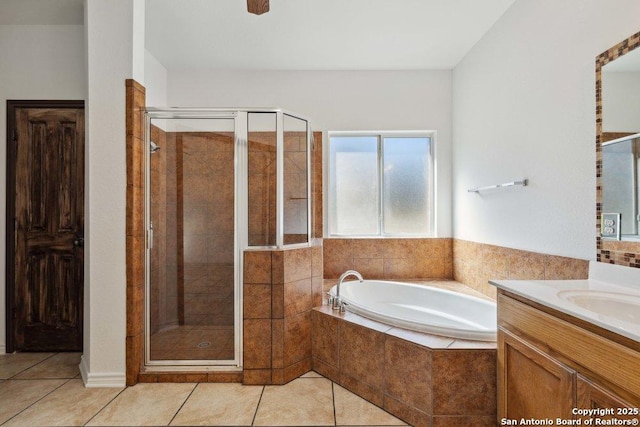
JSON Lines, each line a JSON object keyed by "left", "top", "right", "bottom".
{"left": 79, "top": 355, "right": 126, "bottom": 388}
{"left": 0, "top": 344, "right": 6, "bottom": 354}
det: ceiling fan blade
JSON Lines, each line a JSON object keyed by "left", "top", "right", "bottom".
{"left": 247, "top": 0, "right": 269, "bottom": 15}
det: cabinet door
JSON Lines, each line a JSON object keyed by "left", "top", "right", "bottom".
{"left": 577, "top": 375, "right": 638, "bottom": 422}
{"left": 498, "top": 328, "right": 576, "bottom": 420}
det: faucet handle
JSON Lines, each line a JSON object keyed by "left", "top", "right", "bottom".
{"left": 339, "top": 301, "right": 348, "bottom": 313}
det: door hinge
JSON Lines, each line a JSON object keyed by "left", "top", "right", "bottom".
{"left": 11, "top": 129, "right": 17, "bottom": 142}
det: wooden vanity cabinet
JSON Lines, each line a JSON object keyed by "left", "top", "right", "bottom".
{"left": 577, "top": 375, "right": 638, "bottom": 422}
{"left": 497, "top": 290, "right": 640, "bottom": 422}
{"left": 498, "top": 328, "right": 575, "bottom": 419}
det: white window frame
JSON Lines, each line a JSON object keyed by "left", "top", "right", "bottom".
{"left": 325, "top": 130, "right": 436, "bottom": 238}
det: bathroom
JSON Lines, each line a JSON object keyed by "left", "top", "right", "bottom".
{"left": 1, "top": 0, "right": 640, "bottom": 425}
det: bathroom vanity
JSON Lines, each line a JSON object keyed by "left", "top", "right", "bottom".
{"left": 491, "top": 262, "right": 640, "bottom": 423}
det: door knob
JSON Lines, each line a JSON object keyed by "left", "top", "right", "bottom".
{"left": 73, "top": 237, "right": 84, "bottom": 247}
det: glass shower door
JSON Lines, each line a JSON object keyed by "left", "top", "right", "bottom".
{"left": 146, "top": 114, "right": 240, "bottom": 367}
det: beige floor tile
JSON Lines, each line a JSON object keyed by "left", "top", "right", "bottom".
{"left": 0, "top": 379, "right": 66, "bottom": 424}
{"left": 3, "top": 379, "right": 122, "bottom": 426}
{"left": 0, "top": 353, "right": 54, "bottom": 379}
{"left": 170, "top": 383, "right": 263, "bottom": 426}
{"left": 334, "top": 384, "right": 407, "bottom": 426}
{"left": 13, "top": 352, "right": 81, "bottom": 379}
{"left": 86, "top": 383, "right": 195, "bottom": 426}
{"left": 253, "top": 377, "right": 334, "bottom": 426}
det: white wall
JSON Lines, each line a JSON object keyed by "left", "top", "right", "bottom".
{"left": 82, "top": 0, "right": 144, "bottom": 387}
{"left": 452, "top": 0, "right": 640, "bottom": 259}
{"left": 0, "top": 24, "right": 85, "bottom": 352}
{"left": 144, "top": 50, "right": 167, "bottom": 107}
{"left": 167, "top": 70, "right": 453, "bottom": 237}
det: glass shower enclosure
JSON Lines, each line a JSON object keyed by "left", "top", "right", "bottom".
{"left": 144, "top": 108, "right": 311, "bottom": 370}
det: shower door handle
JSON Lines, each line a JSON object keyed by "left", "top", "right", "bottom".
{"left": 148, "top": 222, "right": 154, "bottom": 249}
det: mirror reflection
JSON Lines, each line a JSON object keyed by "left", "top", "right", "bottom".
{"left": 601, "top": 48, "right": 640, "bottom": 240}
{"left": 602, "top": 134, "right": 640, "bottom": 238}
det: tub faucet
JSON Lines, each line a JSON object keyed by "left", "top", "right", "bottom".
{"left": 332, "top": 270, "right": 363, "bottom": 312}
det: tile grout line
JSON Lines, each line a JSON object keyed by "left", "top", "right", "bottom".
{"left": 1, "top": 376, "right": 74, "bottom": 425}
{"left": 331, "top": 381, "right": 337, "bottom": 426}
{"left": 82, "top": 382, "right": 128, "bottom": 426}
{"left": 250, "top": 385, "right": 266, "bottom": 426}
{"left": 166, "top": 382, "right": 199, "bottom": 426}
{"left": 6, "top": 352, "right": 59, "bottom": 380}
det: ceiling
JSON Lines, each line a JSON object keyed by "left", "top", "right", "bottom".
{"left": 145, "top": 0, "right": 515, "bottom": 71}
{"left": 0, "top": 0, "right": 516, "bottom": 71}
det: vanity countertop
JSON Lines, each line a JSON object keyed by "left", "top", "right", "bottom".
{"left": 490, "top": 261, "right": 640, "bottom": 342}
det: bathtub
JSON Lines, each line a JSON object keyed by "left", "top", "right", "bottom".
{"left": 329, "top": 280, "right": 497, "bottom": 342}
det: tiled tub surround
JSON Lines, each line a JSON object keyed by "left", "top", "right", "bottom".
{"left": 243, "top": 245, "right": 323, "bottom": 385}
{"left": 453, "top": 239, "right": 589, "bottom": 299}
{"left": 323, "top": 237, "right": 588, "bottom": 301}
{"left": 323, "top": 238, "right": 453, "bottom": 280}
{"left": 312, "top": 293, "right": 497, "bottom": 427}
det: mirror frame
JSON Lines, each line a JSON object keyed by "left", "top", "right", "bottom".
{"left": 596, "top": 31, "right": 640, "bottom": 267}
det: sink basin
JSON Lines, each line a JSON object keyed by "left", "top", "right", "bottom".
{"left": 557, "top": 290, "right": 640, "bottom": 324}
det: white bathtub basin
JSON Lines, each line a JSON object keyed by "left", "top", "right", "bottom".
{"left": 330, "top": 280, "right": 497, "bottom": 342}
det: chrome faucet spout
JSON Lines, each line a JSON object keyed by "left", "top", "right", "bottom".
{"left": 333, "top": 270, "right": 363, "bottom": 311}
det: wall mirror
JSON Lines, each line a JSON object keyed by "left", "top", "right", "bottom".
{"left": 596, "top": 31, "right": 640, "bottom": 266}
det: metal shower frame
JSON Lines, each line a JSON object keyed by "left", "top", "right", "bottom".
{"left": 142, "top": 107, "right": 312, "bottom": 371}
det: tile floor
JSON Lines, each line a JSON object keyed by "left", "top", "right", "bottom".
{"left": 0, "top": 352, "right": 407, "bottom": 426}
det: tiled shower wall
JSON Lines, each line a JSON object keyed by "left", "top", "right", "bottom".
{"left": 248, "top": 130, "right": 322, "bottom": 246}
{"left": 149, "top": 129, "right": 235, "bottom": 333}
{"left": 149, "top": 125, "right": 171, "bottom": 334}
{"left": 248, "top": 131, "right": 277, "bottom": 246}
{"left": 177, "top": 131, "right": 235, "bottom": 328}
{"left": 283, "top": 131, "right": 310, "bottom": 244}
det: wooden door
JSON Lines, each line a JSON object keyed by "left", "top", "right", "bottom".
{"left": 7, "top": 101, "right": 84, "bottom": 352}
{"left": 498, "top": 328, "right": 576, "bottom": 421}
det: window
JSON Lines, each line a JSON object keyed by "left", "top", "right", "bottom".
{"left": 328, "top": 132, "right": 434, "bottom": 236}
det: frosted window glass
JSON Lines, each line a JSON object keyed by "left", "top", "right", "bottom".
{"left": 330, "top": 137, "right": 379, "bottom": 235}
{"left": 383, "top": 137, "right": 431, "bottom": 234}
